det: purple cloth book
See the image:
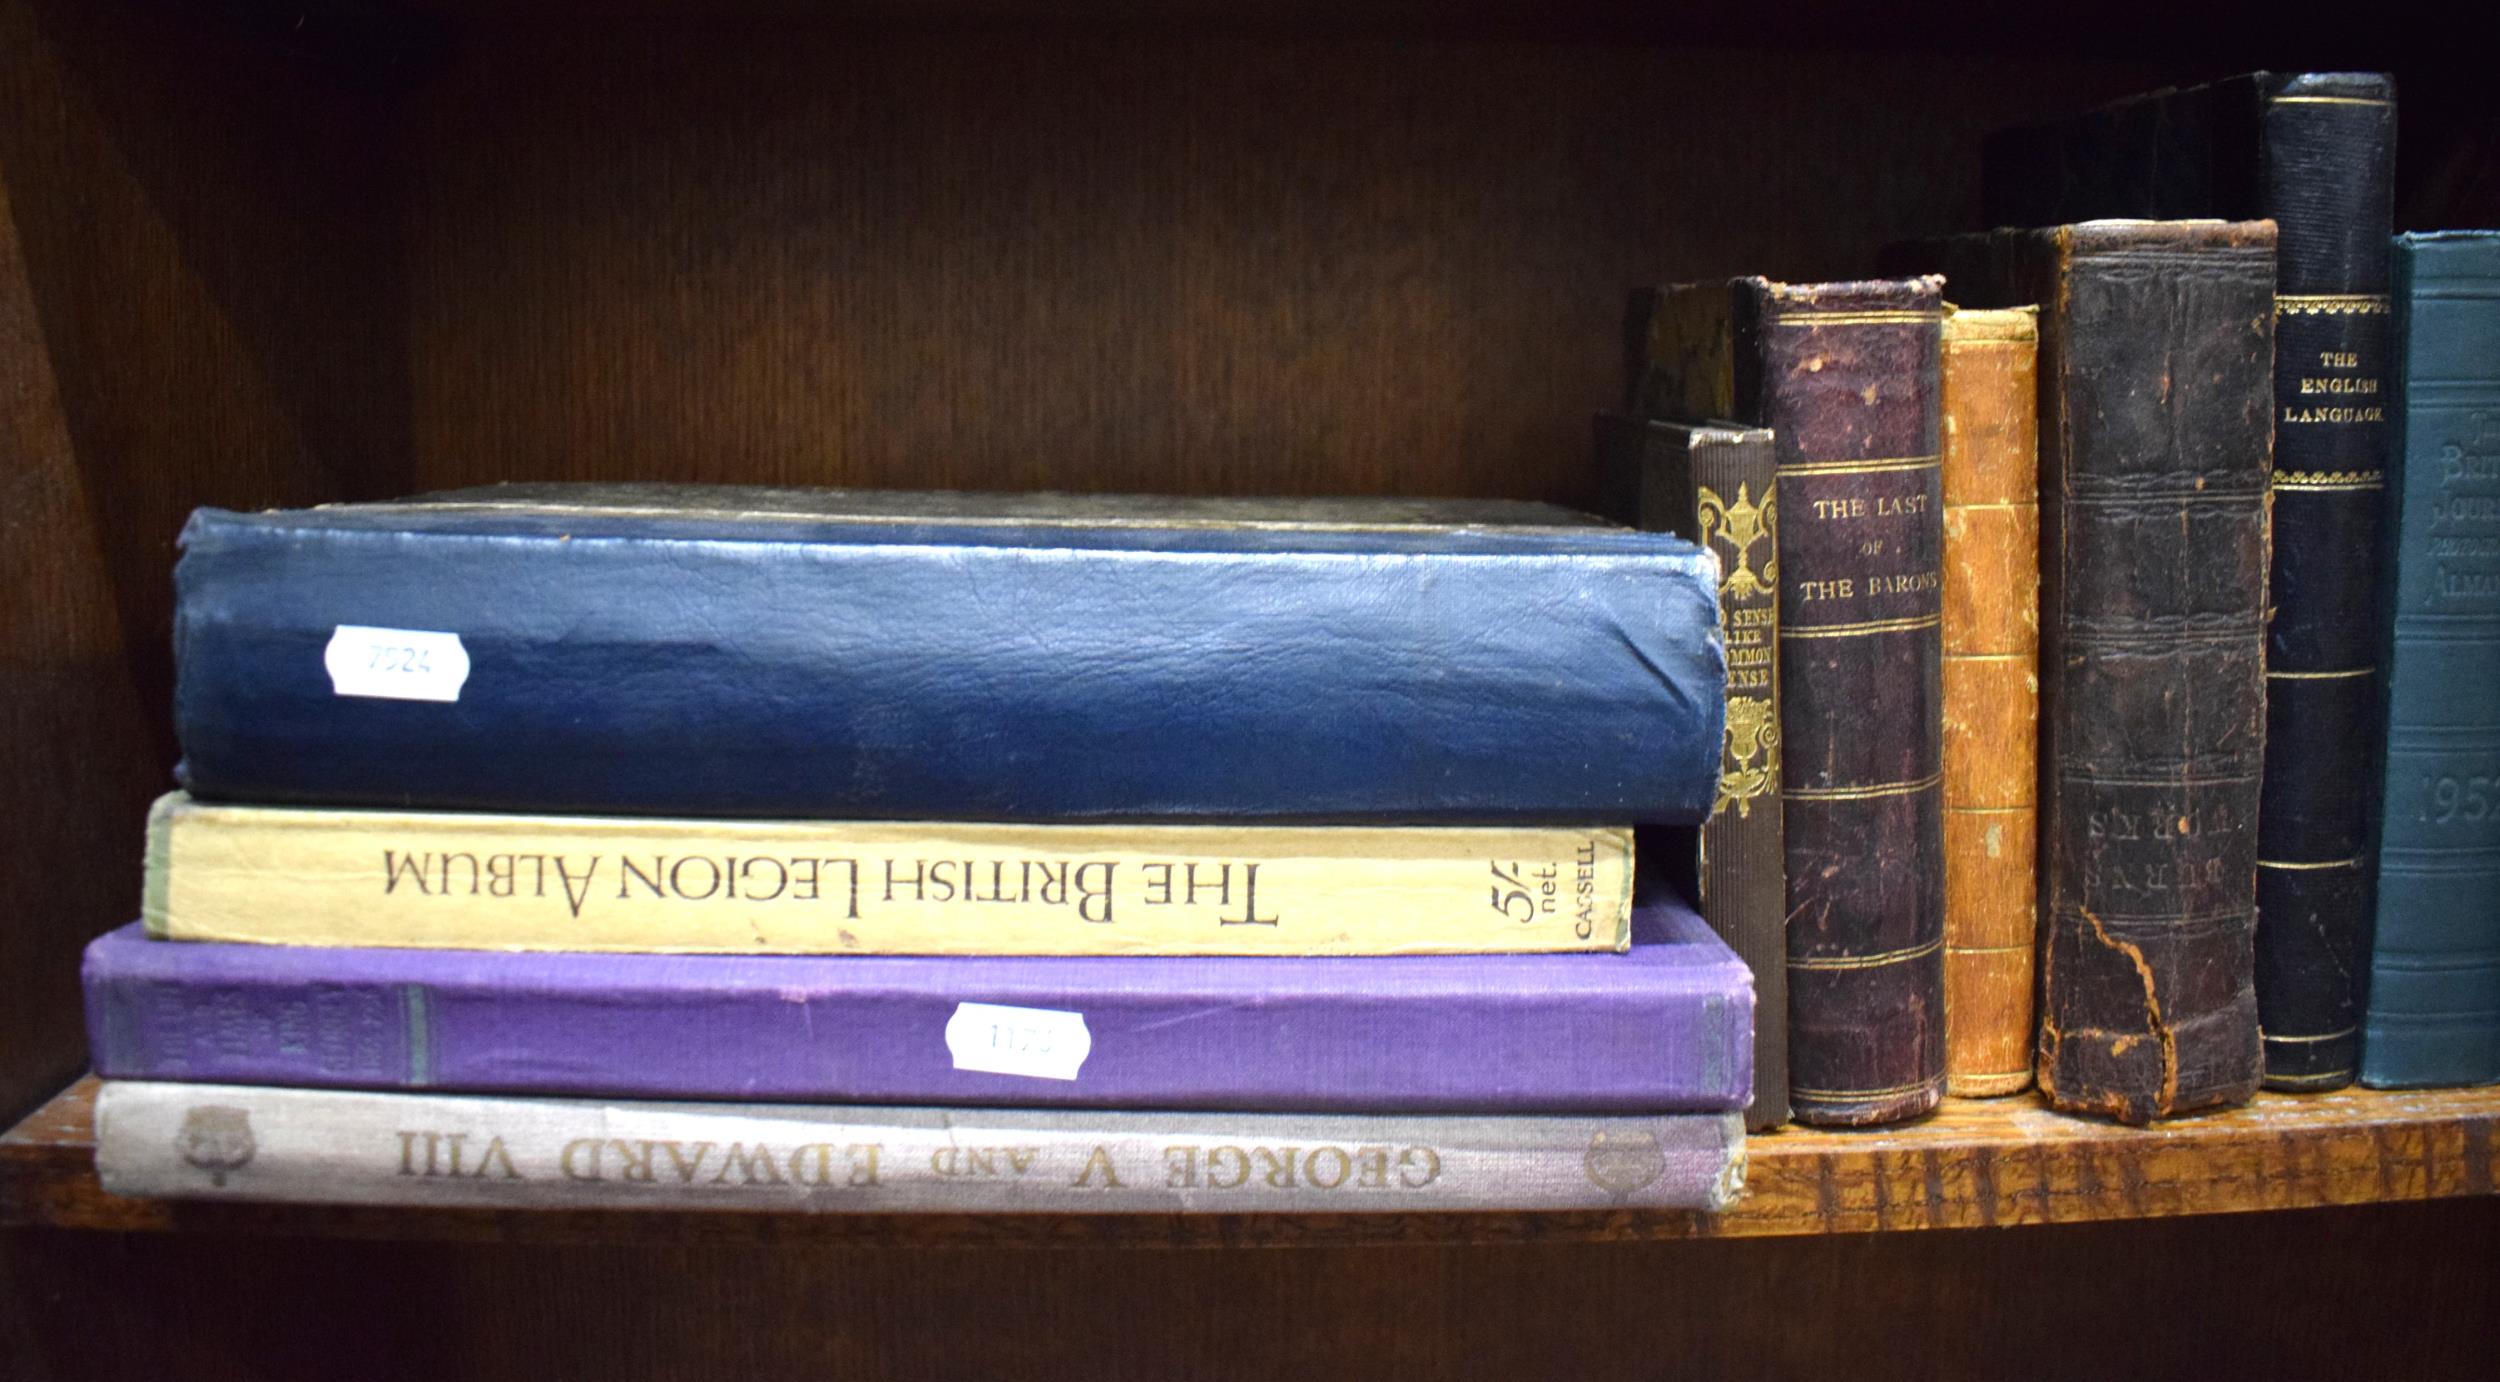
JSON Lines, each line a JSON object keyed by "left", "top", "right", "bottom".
{"left": 85, "top": 897, "right": 1751, "bottom": 1113}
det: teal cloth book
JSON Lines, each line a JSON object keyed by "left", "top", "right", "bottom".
{"left": 2364, "top": 231, "right": 2500, "bottom": 1088}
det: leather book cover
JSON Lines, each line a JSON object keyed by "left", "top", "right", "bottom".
{"left": 86, "top": 896, "right": 1754, "bottom": 1113}
{"left": 2364, "top": 232, "right": 2500, "bottom": 1089}
{"left": 171, "top": 487, "right": 1724, "bottom": 824}
{"left": 1939, "top": 306, "right": 2041, "bottom": 1097}
{"left": 1988, "top": 72, "right": 2396, "bottom": 1090}
{"left": 1627, "top": 278, "right": 1946, "bottom": 1126}
{"left": 1596, "top": 414, "right": 1788, "bottom": 1127}
{"left": 1908, "top": 221, "right": 2273, "bottom": 1123}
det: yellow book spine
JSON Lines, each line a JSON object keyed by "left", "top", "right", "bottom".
{"left": 143, "top": 794, "right": 1632, "bottom": 956}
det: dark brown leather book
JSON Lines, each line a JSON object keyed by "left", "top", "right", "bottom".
{"left": 1987, "top": 73, "right": 2397, "bottom": 1094}
{"left": 1939, "top": 305, "right": 2041, "bottom": 1097}
{"left": 1904, "top": 222, "right": 2273, "bottom": 1123}
{"left": 1626, "top": 278, "right": 1946, "bottom": 1127}
{"left": 1596, "top": 414, "right": 1788, "bottom": 1129}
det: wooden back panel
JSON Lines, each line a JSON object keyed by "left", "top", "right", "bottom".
{"left": 401, "top": 31, "right": 2178, "bottom": 503}
{"left": 0, "top": 0, "right": 403, "bottom": 1126}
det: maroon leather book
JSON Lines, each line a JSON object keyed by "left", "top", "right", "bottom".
{"left": 1627, "top": 277, "right": 1947, "bottom": 1126}
{"left": 1906, "top": 222, "right": 2274, "bottom": 1123}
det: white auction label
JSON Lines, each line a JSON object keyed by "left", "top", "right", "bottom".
{"left": 944, "top": 1002, "right": 1092, "bottom": 1081}
{"left": 323, "top": 626, "right": 471, "bottom": 703}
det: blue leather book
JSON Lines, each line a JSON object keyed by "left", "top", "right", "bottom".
{"left": 2365, "top": 233, "right": 2500, "bottom": 1088}
{"left": 173, "top": 485, "right": 1726, "bottom": 823}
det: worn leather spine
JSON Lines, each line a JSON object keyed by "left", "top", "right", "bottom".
{"left": 1939, "top": 306, "right": 2041, "bottom": 1097}
{"left": 1914, "top": 223, "right": 2273, "bottom": 1123}
{"left": 1597, "top": 414, "right": 1788, "bottom": 1127}
{"left": 2364, "top": 232, "right": 2500, "bottom": 1089}
{"left": 1987, "top": 73, "right": 2396, "bottom": 1090}
{"left": 1628, "top": 278, "right": 1946, "bottom": 1126}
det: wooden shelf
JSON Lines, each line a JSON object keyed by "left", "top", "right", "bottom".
{"left": 6, "top": 1075, "right": 2493, "bottom": 1247}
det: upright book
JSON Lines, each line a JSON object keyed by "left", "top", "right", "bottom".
{"left": 141, "top": 793, "right": 1633, "bottom": 956}
{"left": 1939, "top": 306, "right": 2041, "bottom": 1097}
{"left": 1596, "top": 414, "right": 1788, "bottom": 1128}
{"left": 1909, "top": 221, "right": 2273, "bottom": 1123}
{"left": 1987, "top": 72, "right": 2397, "bottom": 1091}
{"left": 171, "top": 487, "right": 1725, "bottom": 824}
{"left": 94, "top": 1083, "right": 1749, "bottom": 1213}
{"left": 1626, "top": 278, "right": 1946, "bottom": 1126}
{"left": 86, "top": 895, "right": 1753, "bottom": 1112}
{"left": 2364, "top": 231, "right": 2500, "bottom": 1089}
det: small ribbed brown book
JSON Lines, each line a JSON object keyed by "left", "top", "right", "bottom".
{"left": 1596, "top": 414, "right": 1788, "bottom": 1128}
{"left": 1904, "top": 222, "right": 2272, "bottom": 1124}
{"left": 1627, "top": 277, "right": 1946, "bottom": 1127}
{"left": 1939, "top": 306, "right": 2041, "bottom": 1097}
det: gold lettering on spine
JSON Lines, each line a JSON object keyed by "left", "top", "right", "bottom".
{"left": 559, "top": 1138, "right": 603, "bottom": 1180}
{"left": 1700, "top": 480, "right": 1780, "bottom": 818}
{"left": 715, "top": 1143, "right": 785, "bottom": 1184}
{"left": 176, "top": 797, "right": 1631, "bottom": 956}
{"left": 1206, "top": 1146, "right": 1249, "bottom": 1189}
{"left": 1071, "top": 1145, "right": 1123, "bottom": 1188}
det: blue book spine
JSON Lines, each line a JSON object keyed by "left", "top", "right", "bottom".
{"left": 170, "top": 491, "right": 1725, "bottom": 822}
{"left": 2365, "top": 233, "right": 2500, "bottom": 1088}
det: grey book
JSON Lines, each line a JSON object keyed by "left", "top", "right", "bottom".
{"left": 96, "top": 1082, "right": 1749, "bottom": 1214}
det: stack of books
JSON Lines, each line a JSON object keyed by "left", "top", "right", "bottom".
{"left": 72, "top": 67, "right": 2500, "bottom": 1215}
{"left": 84, "top": 488, "right": 1756, "bottom": 1212}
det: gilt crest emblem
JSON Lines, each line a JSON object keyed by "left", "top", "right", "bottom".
{"left": 1583, "top": 1128, "right": 1667, "bottom": 1199}
{"left": 176, "top": 1105, "right": 256, "bottom": 1187}
{"left": 1699, "top": 481, "right": 1779, "bottom": 817}
{"left": 1717, "top": 695, "right": 1781, "bottom": 818}
{"left": 1697, "top": 481, "right": 1775, "bottom": 601}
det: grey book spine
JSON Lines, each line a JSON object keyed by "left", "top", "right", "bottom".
{"left": 95, "top": 1082, "right": 1748, "bottom": 1214}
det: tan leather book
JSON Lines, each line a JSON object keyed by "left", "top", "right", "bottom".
{"left": 1939, "top": 305, "right": 2040, "bottom": 1096}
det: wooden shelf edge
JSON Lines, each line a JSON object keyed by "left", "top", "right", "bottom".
{"left": 6, "top": 1076, "right": 2496, "bottom": 1248}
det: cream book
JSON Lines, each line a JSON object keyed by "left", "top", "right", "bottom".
{"left": 142, "top": 794, "right": 1633, "bottom": 956}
